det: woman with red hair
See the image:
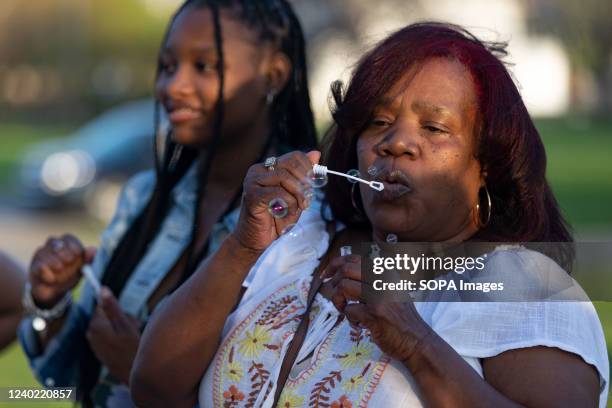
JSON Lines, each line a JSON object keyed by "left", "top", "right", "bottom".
{"left": 134, "top": 22, "right": 608, "bottom": 407}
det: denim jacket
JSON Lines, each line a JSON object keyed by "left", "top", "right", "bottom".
{"left": 18, "top": 163, "right": 239, "bottom": 405}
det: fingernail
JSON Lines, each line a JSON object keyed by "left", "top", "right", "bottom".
{"left": 100, "top": 287, "right": 111, "bottom": 300}
{"left": 322, "top": 277, "right": 332, "bottom": 283}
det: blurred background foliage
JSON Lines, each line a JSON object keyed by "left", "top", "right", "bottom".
{"left": 526, "top": 0, "right": 612, "bottom": 115}
{"left": 0, "top": 0, "right": 166, "bottom": 122}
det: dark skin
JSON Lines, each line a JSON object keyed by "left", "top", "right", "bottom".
{"left": 132, "top": 58, "right": 600, "bottom": 407}
{"left": 321, "top": 58, "right": 600, "bottom": 407}
{"left": 357, "top": 58, "right": 482, "bottom": 243}
{"left": 0, "top": 251, "right": 26, "bottom": 351}
{"left": 26, "top": 5, "right": 292, "bottom": 385}
{"left": 131, "top": 150, "right": 319, "bottom": 407}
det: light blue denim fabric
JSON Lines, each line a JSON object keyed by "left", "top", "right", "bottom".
{"left": 18, "top": 163, "right": 239, "bottom": 391}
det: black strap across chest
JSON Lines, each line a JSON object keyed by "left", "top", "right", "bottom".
{"left": 271, "top": 221, "right": 338, "bottom": 406}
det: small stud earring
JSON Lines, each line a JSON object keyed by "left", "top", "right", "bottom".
{"left": 266, "top": 90, "right": 275, "bottom": 105}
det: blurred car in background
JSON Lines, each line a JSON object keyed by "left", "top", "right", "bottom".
{"left": 17, "top": 99, "right": 160, "bottom": 221}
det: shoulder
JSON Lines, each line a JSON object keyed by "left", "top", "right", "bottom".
{"left": 95, "top": 170, "right": 156, "bottom": 263}
{"left": 431, "top": 246, "right": 605, "bottom": 352}
{"left": 118, "top": 170, "right": 156, "bottom": 208}
{"left": 482, "top": 245, "right": 565, "bottom": 276}
{"left": 428, "top": 246, "right": 609, "bottom": 405}
{"left": 108, "top": 169, "right": 156, "bottom": 223}
{"left": 483, "top": 344, "right": 602, "bottom": 407}
{"left": 466, "top": 245, "right": 581, "bottom": 301}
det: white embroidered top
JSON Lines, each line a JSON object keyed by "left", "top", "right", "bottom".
{"left": 199, "top": 205, "right": 609, "bottom": 407}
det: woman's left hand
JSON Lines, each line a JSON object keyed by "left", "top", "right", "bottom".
{"left": 86, "top": 287, "right": 141, "bottom": 384}
{"left": 321, "top": 255, "right": 433, "bottom": 365}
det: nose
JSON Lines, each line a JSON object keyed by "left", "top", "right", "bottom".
{"left": 164, "top": 65, "right": 195, "bottom": 99}
{"left": 376, "top": 125, "right": 420, "bottom": 159}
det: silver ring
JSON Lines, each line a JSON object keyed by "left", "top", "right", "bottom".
{"left": 264, "top": 156, "right": 277, "bottom": 172}
{"left": 51, "top": 239, "right": 65, "bottom": 253}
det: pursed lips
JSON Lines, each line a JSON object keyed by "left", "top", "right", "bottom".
{"left": 376, "top": 169, "right": 413, "bottom": 200}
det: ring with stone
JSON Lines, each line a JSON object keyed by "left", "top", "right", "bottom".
{"left": 51, "top": 239, "right": 65, "bottom": 253}
{"left": 264, "top": 156, "right": 277, "bottom": 172}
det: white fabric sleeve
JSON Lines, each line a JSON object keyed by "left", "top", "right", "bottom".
{"left": 428, "top": 249, "right": 609, "bottom": 407}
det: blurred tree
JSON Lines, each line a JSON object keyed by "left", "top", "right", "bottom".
{"left": 525, "top": 0, "right": 612, "bottom": 116}
{"left": 0, "top": 0, "right": 169, "bottom": 123}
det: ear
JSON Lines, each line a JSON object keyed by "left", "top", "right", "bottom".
{"left": 264, "top": 50, "right": 292, "bottom": 97}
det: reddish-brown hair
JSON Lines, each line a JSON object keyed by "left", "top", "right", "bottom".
{"left": 321, "top": 22, "right": 572, "bottom": 243}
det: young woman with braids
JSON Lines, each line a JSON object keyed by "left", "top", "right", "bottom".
{"left": 18, "top": 1, "right": 316, "bottom": 406}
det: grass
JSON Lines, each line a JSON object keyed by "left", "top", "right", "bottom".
{"left": 0, "top": 124, "right": 70, "bottom": 190}
{"left": 0, "top": 343, "right": 71, "bottom": 408}
{"left": 538, "top": 117, "right": 612, "bottom": 229}
{"left": 0, "top": 117, "right": 611, "bottom": 406}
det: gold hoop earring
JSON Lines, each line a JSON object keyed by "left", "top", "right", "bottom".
{"left": 474, "top": 185, "right": 492, "bottom": 228}
{"left": 266, "top": 90, "right": 275, "bottom": 105}
{"left": 351, "top": 182, "right": 360, "bottom": 211}
{"left": 351, "top": 183, "right": 366, "bottom": 221}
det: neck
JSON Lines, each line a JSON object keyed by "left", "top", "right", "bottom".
{"left": 200, "top": 113, "right": 272, "bottom": 192}
{"left": 372, "top": 215, "right": 479, "bottom": 245}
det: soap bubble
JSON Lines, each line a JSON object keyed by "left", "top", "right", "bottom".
{"left": 306, "top": 169, "right": 328, "bottom": 188}
{"left": 386, "top": 233, "right": 398, "bottom": 243}
{"left": 340, "top": 246, "right": 352, "bottom": 256}
{"left": 367, "top": 165, "right": 378, "bottom": 177}
{"left": 369, "top": 243, "right": 381, "bottom": 259}
{"left": 303, "top": 185, "right": 315, "bottom": 200}
{"left": 268, "top": 197, "right": 288, "bottom": 218}
{"left": 346, "top": 169, "right": 360, "bottom": 184}
{"left": 281, "top": 223, "right": 304, "bottom": 239}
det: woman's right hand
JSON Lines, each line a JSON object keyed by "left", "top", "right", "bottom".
{"left": 29, "top": 234, "right": 96, "bottom": 308}
{"left": 232, "top": 150, "right": 320, "bottom": 252}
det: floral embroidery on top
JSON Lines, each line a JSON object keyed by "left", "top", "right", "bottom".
{"left": 277, "top": 390, "right": 305, "bottom": 407}
{"left": 256, "top": 295, "right": 301, "bottom": 329}
{"left": 342, "top": 374, "right": 365, "bottom": 393}
{"left": 225, "top": 347, "right": 243, "bottom": 383}
{"left": 211, "top": 278, "right": 391, "bottom": 407}
{"left": 331, "top": 395, "right": 353, "bottom": 408}
{"left": 246, "top": 362, "right": 271, "bottom": 408}
{"left": 226, "top": 361, "right": 243, "bottom": 383}
{"left": 212, "top": 281, "right": 305, "bottom": 407}
{"left": 223, "top": 385, "right": 245, "bottom": 407}
{"left": 238, "top": 325, "right": 274, "bottom": 359}
{"left": 335, "top": 342, "right": 374, "bottom": 369}
{"left": 309, "top": 370, "right": 342, "bottom": 407}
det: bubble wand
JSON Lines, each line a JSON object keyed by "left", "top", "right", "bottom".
{"left": 82, "top": 264, "right": 102, "bottom": 298}
{"left": 312, "top": 164, "right": 384, "bottom": 191}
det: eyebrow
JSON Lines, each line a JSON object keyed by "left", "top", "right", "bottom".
{"left": 161, "top": 45, "right": 217, "bottom": 55}
{"left": 411, "top": 100, "right": 453, "bottom": 115}
{"left": 374, "top": 97, "right": 454, "bottom": 118}
{"left": 375, "top": 96, "right": 401, "bottom": 111}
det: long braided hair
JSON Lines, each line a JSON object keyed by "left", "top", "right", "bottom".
{"left": 78, "top": 1, "right": 316, "bottom": 405}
